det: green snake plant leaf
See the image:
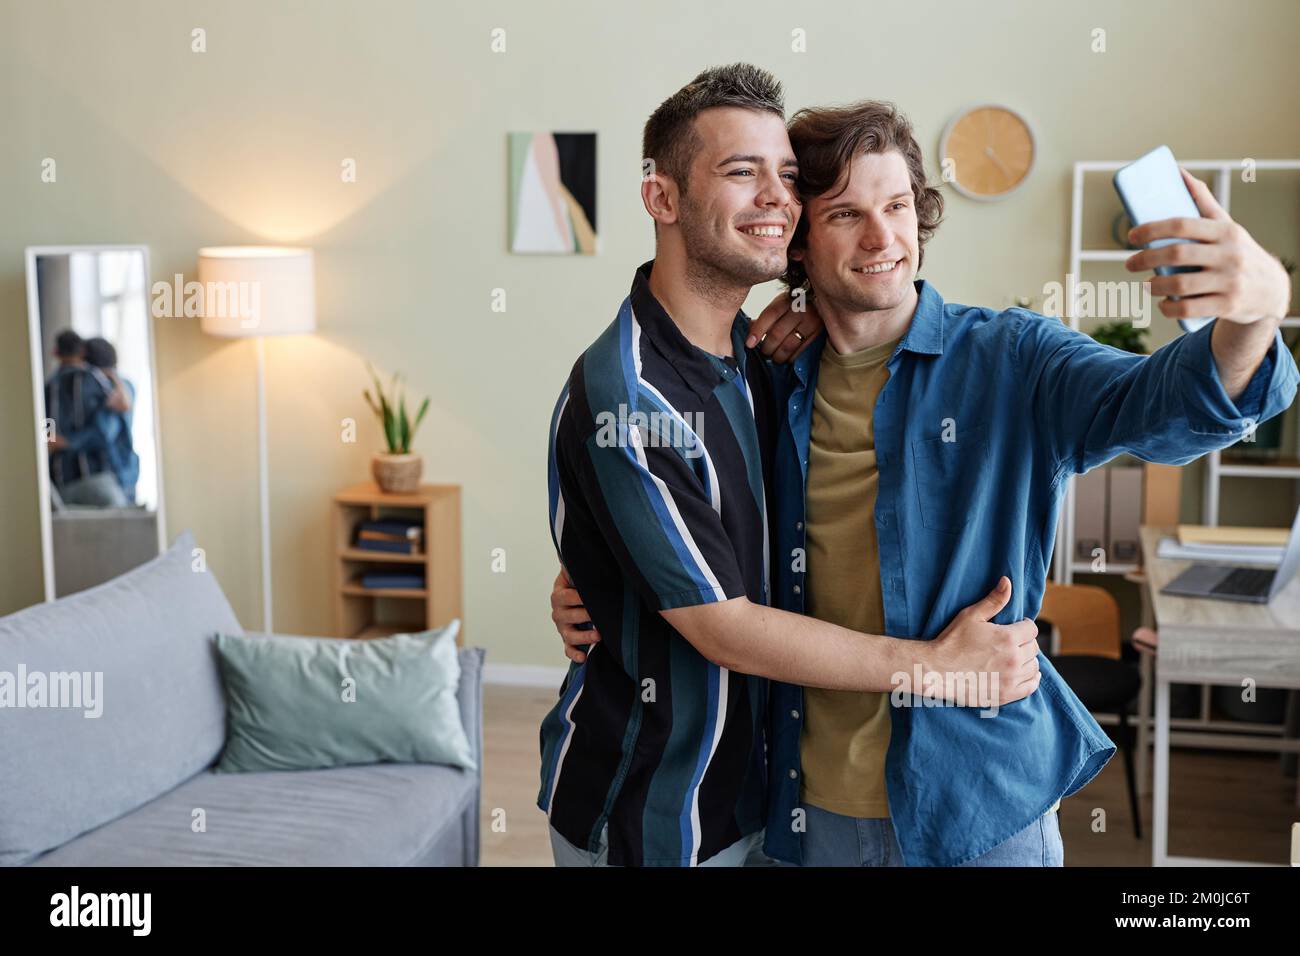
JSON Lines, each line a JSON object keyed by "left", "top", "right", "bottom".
{"left": 368, "top": 366, "right": 398, "bottom": 453}
{"left": 398, "top": 392, "right": 411, "bottom": 453}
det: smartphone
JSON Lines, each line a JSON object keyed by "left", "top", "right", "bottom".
{"left": 1113, "top": 145, "right": 1212, "bottom": 332}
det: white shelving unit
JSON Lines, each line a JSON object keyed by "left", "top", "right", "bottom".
{"left": 1056, "top": 159, "right": 1300, "bottom": 584}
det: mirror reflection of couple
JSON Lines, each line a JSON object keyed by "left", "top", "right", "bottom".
{"left": 45, "top": 329, "right": 139, "bottom": 508}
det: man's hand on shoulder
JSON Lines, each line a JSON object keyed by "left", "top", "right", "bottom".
{"left": 745, "top": 288, "right": 823, "bottom": 364}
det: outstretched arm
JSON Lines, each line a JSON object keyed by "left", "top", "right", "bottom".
{"left": 1020, "top": 173, "right": 1298, "bottom": 479}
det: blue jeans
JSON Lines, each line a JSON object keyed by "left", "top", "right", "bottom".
{"left": 549, "top": 824, "right": 775, "bottom": 867}
{"left": 800, "top": 804, "right": 1064, "bottom": 867}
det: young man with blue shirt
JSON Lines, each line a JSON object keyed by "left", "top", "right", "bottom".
{"left": 552, "top": 87, "right": 1298, "bottom": 867}
{"left": 748, "top": 100, "right": 1295, "bottom": 866}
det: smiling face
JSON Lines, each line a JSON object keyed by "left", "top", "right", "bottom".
{"left": 794, "top": 149, "right": 920, "bottom": 314}
{"left": 673, "top": 106, "right": 801, "bottom": 287}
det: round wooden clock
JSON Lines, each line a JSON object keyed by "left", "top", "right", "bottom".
{"left": 939, "top": 104, "right": 1036, "bottom": 200}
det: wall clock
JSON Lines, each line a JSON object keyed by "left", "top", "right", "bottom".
{"left": 939, "top": 104, "right": 1036, "bottom": 200}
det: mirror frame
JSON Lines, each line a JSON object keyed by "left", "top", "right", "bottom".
{"left": 24, "top": 244, "right": 168, "bottom": 602}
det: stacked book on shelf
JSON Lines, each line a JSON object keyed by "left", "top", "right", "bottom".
{"left": 352, "top": 518, "right": 426, "bottom": 591}
{"left": 353, "top": 518, "right": 423, "bottom": 555}
{"left": 358, "top": 570, "right": 426, "bottom": 590}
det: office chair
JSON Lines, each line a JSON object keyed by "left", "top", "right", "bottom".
{"left": 1038, "top": 581, "right": 1144, "bottom": 838}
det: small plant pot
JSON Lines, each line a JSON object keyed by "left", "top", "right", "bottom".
{"left": 372, "top": 453, "right": 423, "bottom": 494}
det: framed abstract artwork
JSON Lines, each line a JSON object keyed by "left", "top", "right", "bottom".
{"left": 508, "top": 132, "right": 597, "bottom": 255}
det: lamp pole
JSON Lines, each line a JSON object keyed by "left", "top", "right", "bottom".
{"left": 256, "top": 335, "right": 272, "bottom": 632}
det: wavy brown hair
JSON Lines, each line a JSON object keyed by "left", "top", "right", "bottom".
{"left": 782, "top": 100, "right": 943, "bottom": 290}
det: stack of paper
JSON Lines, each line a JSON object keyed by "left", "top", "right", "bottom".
{"left": 1156, "top": 537, "right": 1283, "bottom": 567}
{"left": 1177, "top": 525, "right": 1290, "bottom": 547}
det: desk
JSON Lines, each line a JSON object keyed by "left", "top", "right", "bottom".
{"left": 1140, "top": 526, "right": 1300, "bottom": 866}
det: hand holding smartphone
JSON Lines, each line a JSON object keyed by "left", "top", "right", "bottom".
{"left": 1113, "top": 145, "right": 1213, "bottom": 332}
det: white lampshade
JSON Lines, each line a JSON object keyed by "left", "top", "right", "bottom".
{"left": 197, "top": 246, "right": 316, "bottom": 337}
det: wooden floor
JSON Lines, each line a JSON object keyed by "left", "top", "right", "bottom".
{"left": 479, "top": 684, "right": 1299, "bottom": 867}
{"left": 480, "top": 684, "right": 557, "bottom": 866}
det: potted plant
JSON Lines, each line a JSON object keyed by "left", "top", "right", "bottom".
{"left": 363, "top": 362, "right": 430, "bottom": 493}
{"left": 1089, "top": 320, "right": 1148, "bottom": 355}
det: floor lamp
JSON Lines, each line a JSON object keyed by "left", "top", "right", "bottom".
{"left": 198, "top": 246, "right": 316, "bottom": 632}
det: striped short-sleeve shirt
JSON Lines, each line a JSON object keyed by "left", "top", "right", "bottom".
{"left": 539, "top": 260, "right": 775, "bottom": 867}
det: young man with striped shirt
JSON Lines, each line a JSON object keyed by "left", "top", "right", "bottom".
{"left": 539, "top": 65, "right": 1043, "bottom": 868}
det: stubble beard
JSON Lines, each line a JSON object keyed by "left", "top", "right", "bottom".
{"left": 678, "top": 191, "right": 786, "bottom": 308}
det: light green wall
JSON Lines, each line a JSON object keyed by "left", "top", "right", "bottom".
{"left": 3, "top": 0, "right": 1299, "bottom": 666}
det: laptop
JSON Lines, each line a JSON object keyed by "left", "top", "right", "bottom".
{"left": 1161, "top": 506, "right": 1300, "bottom": 604}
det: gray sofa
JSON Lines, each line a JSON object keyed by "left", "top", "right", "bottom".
{"left": 0, "top": 530, "right": 483, "bottom": 866}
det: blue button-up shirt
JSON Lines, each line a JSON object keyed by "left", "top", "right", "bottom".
{"left": 763, "top": 280, "right": 1298, "bottom": 866}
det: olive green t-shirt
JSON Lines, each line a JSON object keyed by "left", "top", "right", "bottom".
{"left": 798, "top": 334, "right": 1061, "bottom": 821}
{"left": 800, "top": 335, "right": 900, "bottom": 818}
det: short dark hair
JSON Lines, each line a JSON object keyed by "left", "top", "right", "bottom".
{"left": 55, "top": 329, "right": 83, "bottom": 358}
{"left": 642, "top": 63, "right": 785, "bottom": 194}
{"left": 83, "top": 336, "right": 117, "bottom": 369}
{"left": 782, "top": 100, "right": 944, "bottom": 290}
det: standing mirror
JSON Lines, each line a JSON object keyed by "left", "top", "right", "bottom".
{"left": 25, "top": 245, "right": 166, "bottom": 600}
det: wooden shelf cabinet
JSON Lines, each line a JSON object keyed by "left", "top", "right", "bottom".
{"left": 330, "top": 481, "right": 462, "bottom": 642}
